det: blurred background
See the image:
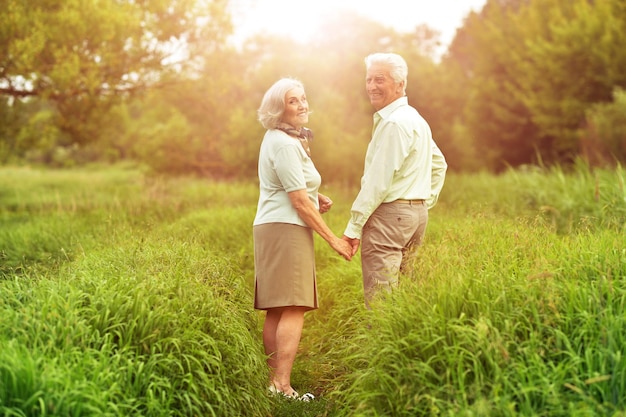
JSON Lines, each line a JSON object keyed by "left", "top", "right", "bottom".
{"left": 1, "top": 0, "right": 625, "bottom": 183}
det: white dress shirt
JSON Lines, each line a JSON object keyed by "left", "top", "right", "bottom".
{"left": 344, "top": 97, "right": 447, "bottom": 239}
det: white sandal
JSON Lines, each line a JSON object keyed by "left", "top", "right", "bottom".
{"left": 298, "top": 392, "right": 315, "bottom": 402}
{"left": 268, "top": 385, "right": 315, "bottom": 402}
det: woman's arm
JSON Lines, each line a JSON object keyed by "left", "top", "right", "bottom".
{"left": 288, "top": 189, "right": 352, "bottom": 260}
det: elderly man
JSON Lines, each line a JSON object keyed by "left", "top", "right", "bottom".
{"left": 343, "top": 52, "right": 447, "bottom": 308}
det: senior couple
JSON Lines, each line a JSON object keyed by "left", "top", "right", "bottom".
{"left": 252, "top": 52, "right": 448, "bottom": 400}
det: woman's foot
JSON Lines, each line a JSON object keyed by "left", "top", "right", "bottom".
{"left": 297, "top": 392, "right": 315, "bottom": 402}
{"left": 268, "top": 384, "right": 315, "bottom": 401}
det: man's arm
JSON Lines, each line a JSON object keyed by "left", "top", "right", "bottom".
{"left": 428, "top": 139, "right": 447, "bottom": 209}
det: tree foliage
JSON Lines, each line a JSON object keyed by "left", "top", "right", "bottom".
{"left": 2, "top": 0, "right": 626, "bottom": 177}
{"left": 512, "top": 0, "right": 626, "bottom": 162}
{"left": 581, "top": 88, "right": 626, "bottom": 165}
{"left": 445, "top": 0, "right": 626, "bottom": 170}
{"left": 0, "top": 0, "right": 231, "bottom": 152}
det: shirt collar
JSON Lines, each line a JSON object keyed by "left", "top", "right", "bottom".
{"left": 375, "top": 96, "right": 408, "bottom": 120}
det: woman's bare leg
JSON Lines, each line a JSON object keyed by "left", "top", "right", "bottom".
{"left": 263, "top": 308, "right": 281, "bottom": 371}
{"left": 263, "top": 306, "right": 306, "bottom": 396}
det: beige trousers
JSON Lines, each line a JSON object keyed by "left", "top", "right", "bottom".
{"left": 360, "top": 200, "right": 428, "bottom": 308}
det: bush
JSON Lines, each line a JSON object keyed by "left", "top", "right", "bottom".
{"left": 582, "top": 87, "right": 626, "bottom": 166}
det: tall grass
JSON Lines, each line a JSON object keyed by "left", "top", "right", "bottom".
{"left": 1, "top": 166, "right": 269, "bottom": 416}
{"left": 326, "top": 164, "right": 625, "bottom": 416}
{"left": 330, "top": 222, "right": 625, "bottom": 416}
{"left": 1, "top": 162, "right": 625, "bottom": 416}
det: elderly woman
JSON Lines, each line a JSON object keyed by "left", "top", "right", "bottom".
{"left": 253, "top": 78, "right": 352, "bottom": 400}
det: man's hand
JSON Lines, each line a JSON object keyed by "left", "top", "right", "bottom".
{"left": 342, "top": 235, "right": 360, "bottom": 257}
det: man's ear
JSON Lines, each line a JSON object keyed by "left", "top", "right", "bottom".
{"left": 397, "top": 80, "right": 405, "bottom": 94}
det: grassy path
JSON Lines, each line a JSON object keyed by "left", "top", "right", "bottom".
{"left": 1, "top": 164, "right": 625, "bottom": 416}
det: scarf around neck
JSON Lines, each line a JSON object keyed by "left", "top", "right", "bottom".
{"left": 276, "top": 122, "right": 313, "bottom": 157}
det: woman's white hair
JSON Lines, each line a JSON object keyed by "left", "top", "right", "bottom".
{"left": 257, "top": 78, "right": 305, "bottom": 130}
{"left": 365, "top": 53, "right": 408, "bottom": 94}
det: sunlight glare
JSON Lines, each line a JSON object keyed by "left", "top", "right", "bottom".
{"left": 229, "top": 0, "right": 487, "bottom": 49}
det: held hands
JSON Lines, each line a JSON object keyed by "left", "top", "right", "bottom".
{"left": 316, "top": 192, "right": 353, "bottom": 260}
{"left": 342, "top": 235, "right": 360, "bottom": 257}
{"left": 318, "top": 193, "right": 333, "bottom": 214}
{"left": 332, "top": 237, "right": 353, "bottom": 261}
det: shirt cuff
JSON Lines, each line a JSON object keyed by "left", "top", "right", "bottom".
{"left": 343, "top": 223, "right": 362, "bottom": 240}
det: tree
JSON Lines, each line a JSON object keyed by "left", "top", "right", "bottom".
{"left": 511, "top": 0, "right": 626, "bottom": 163}
{"left": 581, "top": 88, "right": 626, "bottom": 166}
{"left": 445, "top": 0, "right": 541, "bottom": 171}
{"left": 0, "top": 0, "right": 232, "bottom": 151}
{"left": 443, "top": 0, "right": 626, "bottom": 169}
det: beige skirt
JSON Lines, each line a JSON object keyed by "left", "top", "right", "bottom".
{"left": 253, "top": 223, "right": 318, "bottom": 310}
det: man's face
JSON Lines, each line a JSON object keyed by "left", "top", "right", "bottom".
{"left": 365, "top": 63, "right": 404, "bottom": 111}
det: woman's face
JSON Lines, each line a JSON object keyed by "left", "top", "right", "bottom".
{"left": 282, "top": 87, "right": 308, "bottom": 129}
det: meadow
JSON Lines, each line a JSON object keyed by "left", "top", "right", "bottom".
{"left": 1, "top": 162, "right": 625, "bottom": 417}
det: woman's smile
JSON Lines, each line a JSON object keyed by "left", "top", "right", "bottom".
{"left": 282, "top": 87, "right": 309, "bottom": 129}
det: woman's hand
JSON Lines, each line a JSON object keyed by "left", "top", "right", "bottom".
{"left": 288, "top": 189, "right": 351, "bottom": 260}
{"left": 330, "top": 237, "right": 353, "bottom": 261}
{"left": 318, "top": 193, "right": 333, "bottom": 214}
{"left": 342, "top": 235, "right": 360, "bottom": 257}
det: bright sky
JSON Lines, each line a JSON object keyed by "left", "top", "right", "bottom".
{"left": 229, "top": 0, "right": 487, "bottom": 50}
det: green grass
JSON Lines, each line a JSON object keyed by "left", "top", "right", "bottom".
{"left": 1, "top": 162, "right": 625, "bottom": 416}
